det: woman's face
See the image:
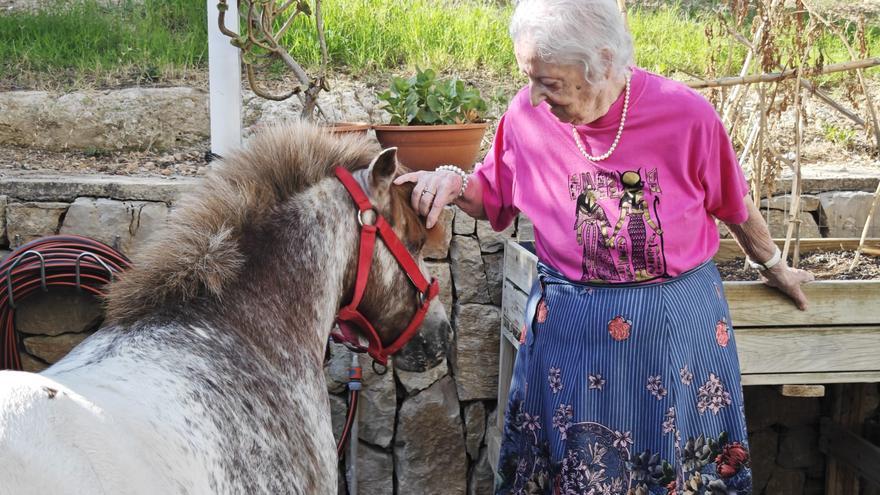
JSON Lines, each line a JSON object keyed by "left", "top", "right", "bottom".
{"left": 514, "top": 40, "right": 610, "bottom": 125}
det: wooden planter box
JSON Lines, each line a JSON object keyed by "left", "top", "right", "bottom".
{"left": 488, "top": 238, "right": 880, "bottom": 477}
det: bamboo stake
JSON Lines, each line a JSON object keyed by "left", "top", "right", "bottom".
{"left": 617, "top": 0, "right": 628, "bottom": 29}
{"left": 800, "top": 79, "right": 867, "bottom": 128}
{"left": 849, "top": 181, "right": 880, "bottom": 270}
{"left": 754, "top": 83, "right": 767, "bottom": 206}
{"left": 722, "top": 17, "right": 769, "bottom": 128}
{"left": 782, "top": 69, "right": 804, "bottom": 267}
{"left": 738, "top": 113, "right": 761, "bottom": 171}
{"left": 685, "top": 58, "right": 880, "bottom": 89}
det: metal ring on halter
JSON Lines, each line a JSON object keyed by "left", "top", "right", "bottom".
{"left": 5, "top": 250, "right": 47, "bottom": 309}
{"left": 357, "top": 208, "right": 378, "bottom": 227}
{"left": 372, "top": 360, "right": 388, "bottom": 375}
{"left": 75, "top": 252, "right": 116, "bottom": 292}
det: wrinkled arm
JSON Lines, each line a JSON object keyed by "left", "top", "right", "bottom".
{"left": 453, "top": 174, "right": 488, "bottom": 221}
{"left": 723, "top": 195, "right": 815, "bottom": 310}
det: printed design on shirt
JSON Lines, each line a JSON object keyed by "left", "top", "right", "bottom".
{"left": 570, "top": 169, "right": 668, "bottom": 282}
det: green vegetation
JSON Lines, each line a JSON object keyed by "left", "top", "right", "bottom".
{"left": 1, "top": 0, "right": 877, "bottom": 89}
{"left": 822, "top": 122, "right": 858, "bottom": 149}
{"left": 0, "top": 0, "right": 207, "bottom": 87}
{"left": 377, "top": 68, "right": 488, "bottom": 125}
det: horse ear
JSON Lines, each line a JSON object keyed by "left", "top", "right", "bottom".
{"left": 369, "top": 147, "right": 399, "bottom": 189}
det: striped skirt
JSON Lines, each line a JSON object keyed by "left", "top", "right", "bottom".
{"left": 495, "top": 261, "right": 753, "bottom": 495}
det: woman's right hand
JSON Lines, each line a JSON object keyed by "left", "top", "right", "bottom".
{"left": 393, "top": 170, "right": 464, "bottom": 229}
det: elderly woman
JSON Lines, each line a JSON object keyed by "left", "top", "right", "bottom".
{"left": 395, "top": 0, "right": 813, "bottom": 493}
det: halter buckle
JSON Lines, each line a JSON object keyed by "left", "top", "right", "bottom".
{"left": 357, "top": 208, "right": 377, "bottom": 227}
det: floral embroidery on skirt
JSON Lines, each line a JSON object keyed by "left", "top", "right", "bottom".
{"left": 496, "top": 261, "right": 753, "bottom": 495}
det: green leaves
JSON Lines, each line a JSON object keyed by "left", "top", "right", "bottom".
{"left": 377, "top": 67, "right": 488, "bottom": 125}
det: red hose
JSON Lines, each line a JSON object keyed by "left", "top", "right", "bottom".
{"left": 0, "top": 235, "right": 132, "bottom": 370}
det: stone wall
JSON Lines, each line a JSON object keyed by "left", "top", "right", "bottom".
{"left": 1, "top": 174, "right": 879, "bottom": 494}
{"left": 0, "top": 84, "right": 389, "bottom": 151}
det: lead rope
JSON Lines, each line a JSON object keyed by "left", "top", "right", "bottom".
{"left": 336, "top": 361, "right": 361, "bottom": 454}
{"left": 345, "top": 352, "right": 360, "bottom": 495}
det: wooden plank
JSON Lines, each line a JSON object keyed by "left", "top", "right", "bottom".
{"left": 725, "top": 280, "right": 880, "bottom": 327}
{"left": 496, "top": 331, "right": 517, "bottom": 431}
{"left": 777, "top": 384, "right": 825, "bottom": 397}
{"left": 503, "top": 240, "right": 538, "bottom": 293}
{"left": 486, "top": 424, "right": 502, "bottom": 475}
{"left": 500, "top": 279, "right": 527, "bottom": 349}
{"left": 861, "top": 246, "right": 880, "bottom": 257}
{"left": 736, "top": 326, "right": 880, "bottom": 374}
{"left": 714, "top": 238, "right": 880, "bottom": 262}
{"left": 825, "top": 384, "right": 876, "bottom": 494}
{"left": 742, "top": 371, "right": 880, "bottom": 386}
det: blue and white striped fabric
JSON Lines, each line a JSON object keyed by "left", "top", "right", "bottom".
{"left": 496, "top": 261, "right": 753, "bottom": 495}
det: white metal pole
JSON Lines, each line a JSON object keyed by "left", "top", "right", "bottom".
{"left": 207, "top": 0, "right": 242, "bottom": 157}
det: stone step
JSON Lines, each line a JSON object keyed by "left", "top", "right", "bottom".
{"left": 0, "top": 81, "right": 387, "bottom": 152}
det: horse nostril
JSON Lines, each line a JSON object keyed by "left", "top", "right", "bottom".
{"left": 43, "top": 386, "right": 58, "bottom": 399}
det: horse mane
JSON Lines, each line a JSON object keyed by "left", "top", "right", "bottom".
{"left": 105, "top": 120, "right": 395, "bottom": 324}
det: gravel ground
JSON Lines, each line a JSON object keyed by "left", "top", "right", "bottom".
{"left": 0, "top": 143, "right": 211, "bottom": 178}
{"left": 716, "top": 249, "right": 880, "bottom": 280}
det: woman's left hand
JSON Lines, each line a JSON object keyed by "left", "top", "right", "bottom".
{"left": 759, "top": 264, "right": 815, "bottom": 311}
{"left": 394, "top": 170, "right": 464, "bottom": 228}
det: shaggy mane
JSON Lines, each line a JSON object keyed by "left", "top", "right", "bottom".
{"left": 105, "top": 121, "right": 384, "bottom": 324}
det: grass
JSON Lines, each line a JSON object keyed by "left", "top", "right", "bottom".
{"left": 0, "top": 0, "right": 877, "bottom": 90}
{"left": 0, "top": 0, "right": 208, "bottom": 88}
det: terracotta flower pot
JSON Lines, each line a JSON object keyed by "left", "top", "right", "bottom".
{"left": 324, "top": 122, "right": 372, "bottom": 135}
{"left": 372, "top": 122, "right": 489, "bottom": 171}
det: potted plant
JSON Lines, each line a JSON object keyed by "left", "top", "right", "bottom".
{"left": 373, "top": 68, "right": 489, "bottom": 171}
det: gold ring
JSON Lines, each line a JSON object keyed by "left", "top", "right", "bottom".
{"left": 421, "top": 190, "right": 435, "bottom": 197}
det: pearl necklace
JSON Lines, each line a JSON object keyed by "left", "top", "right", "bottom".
{"left": 571, "top": 75, "right": 631, "bottom": 162}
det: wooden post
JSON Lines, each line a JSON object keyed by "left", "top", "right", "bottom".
{"left": 207, "top": 0, "right": 242, "bottom": 157}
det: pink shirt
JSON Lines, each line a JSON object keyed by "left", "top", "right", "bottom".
{"left": 474, "top": 68, "right": 749, "bottom": 283}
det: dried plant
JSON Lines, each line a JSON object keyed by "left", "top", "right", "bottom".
{"left": 698, "top": 0, "right": 879, "bottom": 262}
{"left": 217, "top": 0, "right": 329, "bottom": 120}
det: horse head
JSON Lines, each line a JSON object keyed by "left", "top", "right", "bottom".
{"left": 104, "top": 121, "right": 448, "bottom": 372}
{"left": 330, "top": 146, "right": 450, "bottom": 371}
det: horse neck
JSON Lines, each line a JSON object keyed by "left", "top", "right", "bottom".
{"left": 217, "top": 177, "right": 361, "bottom": 369}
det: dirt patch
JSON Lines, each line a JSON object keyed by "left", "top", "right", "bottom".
{"left": 0, "top": 144, "right": 209, "bottom": 178}
{"left": 716, "top": 249, "right": 880, "bottom": 281}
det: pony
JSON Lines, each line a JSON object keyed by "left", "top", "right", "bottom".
{"left": 0, "top": 121, "right": 448, "bottom": 494}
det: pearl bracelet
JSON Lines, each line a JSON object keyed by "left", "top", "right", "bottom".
{"left": 436, "top": 165, "right": 469, "bottom": 199}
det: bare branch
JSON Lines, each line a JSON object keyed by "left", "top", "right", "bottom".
{"left": 215, "top": 0, "right": 328, "bottom": 121}
{"left": 315, "top": 0, "right": 329, "bottom": 77}
{"left": 685, "top": 58, "right": 880, "bottom": 89}
{"left": 216, "top": 1, "right": 239, "bottom": 38}
{"left": 246, "top": 63, "right": 301, "bottom": 101}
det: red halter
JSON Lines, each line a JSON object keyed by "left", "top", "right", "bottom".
{"left": 330, "top": 167, "right": 439, "bottom": 366}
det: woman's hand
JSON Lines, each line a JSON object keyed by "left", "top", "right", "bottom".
{"left": 759, "top": 263, "right": 815, "bottom": 311}
{"left": 393, "top": 170, "right": 464, "bottom": 229}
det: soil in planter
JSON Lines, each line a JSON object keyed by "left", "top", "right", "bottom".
{"left": 716, "top": 250, "right": 880, "bottom": 281}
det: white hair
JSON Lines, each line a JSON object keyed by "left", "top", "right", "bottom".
{"left": 509, "top": 0, "right": 634, "bottom": 84}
